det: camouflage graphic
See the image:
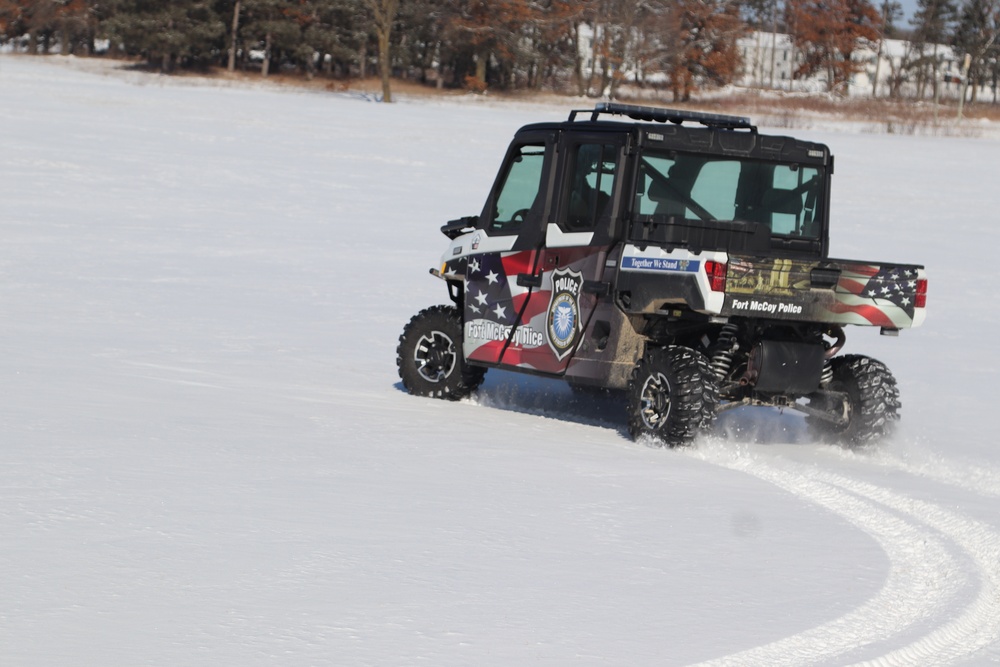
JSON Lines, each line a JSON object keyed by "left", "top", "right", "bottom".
{"left": 726, "top": 258, "right": 811, "bottom": 297}
{"left": 721, "top": 256, "right": 924, "bottom": 328}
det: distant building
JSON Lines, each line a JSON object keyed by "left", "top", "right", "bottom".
{"left": 738, "top": 32, "right": 801, "bottom": 90}
{"left": 737, "top": 30, "right": 993, "bottom": 101}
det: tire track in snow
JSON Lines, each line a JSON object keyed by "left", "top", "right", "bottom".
{"left": 858, "top": 448, "right": 1000, "bottom": 499}
{"left": 820, "top": 471, "right": 1000, "bottom": 666}
{"left": 686, "top": 444, "right": 1000, "bottom": 666}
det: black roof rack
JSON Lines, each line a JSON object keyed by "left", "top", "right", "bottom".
{"left": 569, "top": 102, "right": 755, "bottom": 131}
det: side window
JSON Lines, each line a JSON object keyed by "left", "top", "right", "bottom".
{"left": 562, "top": 143, "right": 617, "bottom": 231}
{"left": 490, "top": 143, "right": 546, "bottom": 234}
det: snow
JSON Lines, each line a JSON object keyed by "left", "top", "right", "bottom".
{"left": 1, "top": 55, "right": 999, "bottom": 665}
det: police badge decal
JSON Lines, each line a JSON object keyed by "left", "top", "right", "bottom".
{"left": 547, "top": 267, "right": 584, "bottom": 360}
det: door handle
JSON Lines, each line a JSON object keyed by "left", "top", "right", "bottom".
{"left": 516, "top": 273, "right": 542, "bottom": 288}
{"left": 582, "top": 280, "right": 611, "bottom": 296}
{"left": 810, "top": 267, "right": 841, "bottom": 289}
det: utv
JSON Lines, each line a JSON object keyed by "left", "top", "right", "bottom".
{"left": 397, "top": 103, "right": 926, "bottom": 447}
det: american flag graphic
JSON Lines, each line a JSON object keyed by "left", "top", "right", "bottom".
{"left": 830, "top": 264, "right": 921, "bottom": 327}
{"left": 463, "top": 250, "right": 549, "bottom": 367}
{"left": 465, "top": 253, "right": 517, "bottom": 325}
{"left": 461, "top": 246, "right": 605, "bottom": 371}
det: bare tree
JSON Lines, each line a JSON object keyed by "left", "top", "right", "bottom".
{"left": 871, "top": 0, "right": 902, "bottom": 97}
{"left": 365, "top": 0, "right": 399, "bottom": 101}
{"left": 228, "top": 0, "right": 241, "bottom": 72}
{"left": 786, "top": 0, "right": 881, "bottom": 94}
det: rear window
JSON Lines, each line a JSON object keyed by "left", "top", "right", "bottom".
{"left": 635, "top": 151, "right": 824, "bottom": 239}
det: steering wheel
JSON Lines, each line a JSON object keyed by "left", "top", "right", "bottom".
{"left": 510, "top": 208, "right": 530, "bottom": 223}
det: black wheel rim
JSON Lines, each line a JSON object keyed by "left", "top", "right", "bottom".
{"left": 824, "top": 380, "right": 854, "bottom": 430}
{"left": 413, "top": 331, "right": 457, "bottom": 383}
{"left": 639, "top": 372, "right": 671, "bottom": 430}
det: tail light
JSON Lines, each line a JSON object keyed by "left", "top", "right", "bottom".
{"left": 705, "top": 261, "right": 727, "bottom": 292}
{"left": 915, "top": 278, "right": 927, "bottom": 308}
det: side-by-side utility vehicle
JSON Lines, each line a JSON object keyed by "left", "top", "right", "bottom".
{"left": 397, "top": 103, "right": 927, "bottom": 447}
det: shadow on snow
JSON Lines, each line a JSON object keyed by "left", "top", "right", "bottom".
{"left": 396, "top": 369, "right": 820, "bottom": 447}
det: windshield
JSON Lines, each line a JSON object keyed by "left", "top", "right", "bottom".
{"left": 634, "top": 151, "right": 824, "bottom": 239}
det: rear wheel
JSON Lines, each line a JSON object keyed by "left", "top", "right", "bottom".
{"left": 627, "top": 346, "right": 718, "bottom": 447}
{"left": 397, "top": 305, "right": 486, "bottom": 400}
{"left": 808, "top": 354, "right": 900, "bottom": 447}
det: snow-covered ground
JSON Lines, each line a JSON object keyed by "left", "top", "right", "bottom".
{"left": 1, "top": 55, "right": 999, "bottom": 665}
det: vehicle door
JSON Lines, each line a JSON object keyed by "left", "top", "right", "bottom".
{"left": 462, "top": 132, "right": 555, "bottom": 366}
{"left": 492, "top": 135, "right": 626, "bottom": 374}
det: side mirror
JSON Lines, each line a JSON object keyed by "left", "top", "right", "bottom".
{"left": 440, "top": 216, "right": 478, "bottom": 239}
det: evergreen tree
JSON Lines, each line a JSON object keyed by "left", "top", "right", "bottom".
{"left": 0, "top": 1, "right": 34, "bottom": 48}
{"left": 437, "top": 0, "right": 538, "bottom": 90}
{"left": 237, "top": 0, "right": 301, "bottom": 76}
{"left": 909, "top": 0, "right": 957, "bottom": 98}
{"left": 0, "top": 0, "right": 94, "bottom": 53}
{"left": 952, "top": 0, "right": 1000, "bottom": 103}
{"left": 302, "top": 0, "right": 367, "bottom": 78}
{"left": 395, "top": 0, "right": 447, "bottom": 86}
{"left": 104, "top": 0, "right": 225, "bottom": 71}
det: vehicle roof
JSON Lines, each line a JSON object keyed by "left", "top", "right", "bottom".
{"left": 513, "top": 103, "right": 831, "bottom": 168}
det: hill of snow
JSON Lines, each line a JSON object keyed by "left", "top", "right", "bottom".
{"left": 1, "top": 55, "right": 998, "bottom": 665}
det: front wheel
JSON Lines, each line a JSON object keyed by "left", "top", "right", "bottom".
{"left": 807, "top": 354, "right": 900, "bottom": 447}
{"left": 397, "top": 305, "right": 486, "bottom": 400}
{"left": 627, "top": 346, "right": 718, "bottom": 447}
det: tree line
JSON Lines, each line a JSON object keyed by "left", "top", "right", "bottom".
{"left": 1, "top": 0, "right": 998, "bottom": 102}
